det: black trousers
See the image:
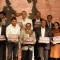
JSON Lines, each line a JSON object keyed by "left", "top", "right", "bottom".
{"left": 22, "top": 49, "right": 32, "bottom": 60}
{"left": 0, "top": 41, "right": 6, "bottom": 60}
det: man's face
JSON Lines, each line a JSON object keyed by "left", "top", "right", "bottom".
{"left": 11, "top": 19, "right": 17, "bottom": 26}
{"left": 47, "top": 16, "right": 52, "bottom": 22}
{"left": 22, "top": 12, "right": 27, "bottom": 19}
{"left": 36, "top": 12, "right": 41, "bottom": 19}
{"left": 41, "top": 21, "right": 46, "bottom": 27}
{"left": 0, "top": 22, "right": 2, "bottom": 26}
{"left": 11, "top": 14, "right": 16, "bottom": 18}
{"left": 26, "top": 23, "right": 31, "bottom": 30}
{"left": 0, "top": 14, "right": 4, "bottom": 19}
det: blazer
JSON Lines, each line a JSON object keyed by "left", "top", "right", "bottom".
{"left": 32, "top": 18, "right": 43, "bottom": 31}
{"left": 0, "top": 25, "right": 6, "bottom": 44}
{"left": 46, "top": 22, "right": 54, "bottom": 30}
{"left": 35, "top": 27, "right": 51, "bottom": 49}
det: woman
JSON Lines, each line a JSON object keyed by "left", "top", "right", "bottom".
{"left": 50, "top": 22, "right": 60, "bottom": 60}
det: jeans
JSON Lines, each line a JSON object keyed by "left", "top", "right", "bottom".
{"left": 7, "top": 42, "right": 18, "bottom": 60}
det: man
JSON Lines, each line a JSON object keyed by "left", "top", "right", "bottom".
{"left": 20, "top": 11, "right": 33, "bottom": 29}
{"left": 32, "top": 11, "right": 43, "bottom": 60}
{"left": 20, "top": 23, "right": 36, "bottom": 60}
{"left": 0, "top": 18, "right": 6, "bottom": 60}
{"left": 32, "top": 11, "right": 43, "bottom": 31}
{"left": 6, "top": 17, "right": 20, "bottom": 60}
{"left": 46, "top": 15, "right": 54, "bottom": 30}
{"left": 35, "top": 20, "right": 51, "bottom": 60}
{"left": 0, "top": 11, "right": 10, "bottom": 26}
{"left": 10, "top": 13, "right": 16, "bottom": 18}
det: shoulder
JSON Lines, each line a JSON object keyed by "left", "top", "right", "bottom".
{"left": 2, "top": 25, "right": 6, "bottom": 28}
{"left": 6, "top": 24, "right": 11, "bottom": 29}
{"left": 16, "top": 24, "right": 20, "bottom": 29}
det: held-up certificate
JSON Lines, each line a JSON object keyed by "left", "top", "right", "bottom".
{"left": 23, "top": 37, "right": 34, "bottom": 44}
{"left": 7, "top": 34, "right": 18, "bottom": 43}
{"left": 53, "top": 36, "right": 60, "bottom": 44}
{"left": 38, "top": 37, "right": 50, "bottom": 43}
{"left": 0, "top": 35, "right": 5, "bottom": 41}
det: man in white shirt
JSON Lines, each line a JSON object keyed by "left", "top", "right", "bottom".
{"left": 20, "top": 11, "right": 33, "bottom": 30}
{"left": 6, "top": 17, "right": 20, "bottom": 60}
{"left": 35, "top": 20, "right": 51, "bottom": 60}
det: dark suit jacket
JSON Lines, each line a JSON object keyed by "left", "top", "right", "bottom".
{"left": 1, "top": 25, "right": 6, "bottom": 36}
{"left": 0, "top": 25, "right": 6, "bottom": 44}
{"left": 32, "top": 18, "right": 43, "bottom": 31}
{"left": 35, "top": 27, "right": 51, "bottom": 49}
{"left": 46, "top": 22, "right": 54, "bottom": 30}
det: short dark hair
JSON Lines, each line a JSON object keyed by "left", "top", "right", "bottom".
{"left": 41, "top": 19, "right": 46, "bottom": 23}
{"left": 0, "top": 18, "right": 2, "bottom": 22}
{"left": 11, "top": 17, "right": 17, "bottom": 21}
{"left": 0, "top": 11, "right": 6, "bottom": 16}
{"left": 11, "top": 13, "right": 16, "bottom": 16}
{"left": 47, "top": 15, "right": 53, "bottom": 19}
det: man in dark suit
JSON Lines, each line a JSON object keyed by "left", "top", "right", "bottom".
{"left": 0, "top": 18, "right": 6, "bottom": 60}
{"left": 32, "top": 11, "right": 43, "bottom": 31}
{"left": 32, "top": 11, "right": 43, "bottom": 60}
{"left": 46, "top": 15, "right": 54, "bottom": 30}
{"left": 35, "top": 19, "right": 51, "bottom": 60}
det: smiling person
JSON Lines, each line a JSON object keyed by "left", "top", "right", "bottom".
{"left": 20, "top": 23, "right": 36, "bottom": 60}
{"left": 6, "top": 17, "right": 20, "bottom": 60}
{"left": 50, "top": 22, "right": 60, "bottom": 60}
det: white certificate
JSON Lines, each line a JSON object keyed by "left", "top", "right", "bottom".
{"left": 0, "top": 35, "right": 6, "bottom": 41}
{"left": 23, "top": 37, "right": 34, "bottom": 44}
{"left": 38, "top": 37, "right": 50, "bottom": 43}
{"left": 53, "top": 36, "right": 60, "bottom": 44}
{"left": 7, "top": 34, "right": 18, "bottom": 43}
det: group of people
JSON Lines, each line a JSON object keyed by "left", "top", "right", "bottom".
{"left": 0, "top": 10, "right": 60, "bottom": 60}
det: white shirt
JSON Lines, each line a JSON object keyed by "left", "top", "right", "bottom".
{"left": 20, "top": 18, "right": 33, "bottom": 29}
{"left": 6, "top": 24, "right": 20, "bottom": 42}
{"left": 0, "top": 26, "right": 1, "bottom": 35}
{"left": 36, "top": 19, "right": 40, "bottom": 22}
{"left": 41, "top": 27, "right": 45, "bottom": 37}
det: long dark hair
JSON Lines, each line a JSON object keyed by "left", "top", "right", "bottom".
{"left": 54, "top": 22, "right": 60, "bottom": 29}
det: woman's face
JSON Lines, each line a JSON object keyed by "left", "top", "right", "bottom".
{"left": 54, "top": 23, "right": 59, "bottom": 29}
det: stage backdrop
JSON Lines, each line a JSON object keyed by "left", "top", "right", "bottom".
{"left": 0, "top": 0, "right": 60, "bottom": 22}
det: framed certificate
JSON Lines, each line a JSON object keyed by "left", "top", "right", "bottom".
{"left": 0, "top": 35, "right": 6, "bottom": 41}
{"left": 7, "top": 34, "right": 18, "bottom": 43}
{"left": 23, "top": 37, "right": 35, "bottom": 44}
{"left": 38, "top": 37, "right": 50, "bottom": 43}
{"left": 53, "top": 36, "right": 60, "bottom": 44}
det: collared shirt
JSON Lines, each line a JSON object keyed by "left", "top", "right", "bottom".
{"left": 36, "top": 18, "right": 40, "bottom": 22}
{"left": 6, "top": 24, "right": 20, "bottom": 42}
{"left": 20, "top": 18, "right": 33, "bottom": 29}
{"left": 41, "top": 27, "right": 45, "bottom": 37}
{"left": 47, "top": 22, "right": 52, "bottom": 29}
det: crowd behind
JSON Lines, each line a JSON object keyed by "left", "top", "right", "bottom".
{"left": 0, "top": 10, "right": 60, "bottom": 60}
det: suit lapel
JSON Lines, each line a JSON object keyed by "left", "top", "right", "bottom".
{"left": 39, "top": 27, "right": 41, "bottom": 36}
